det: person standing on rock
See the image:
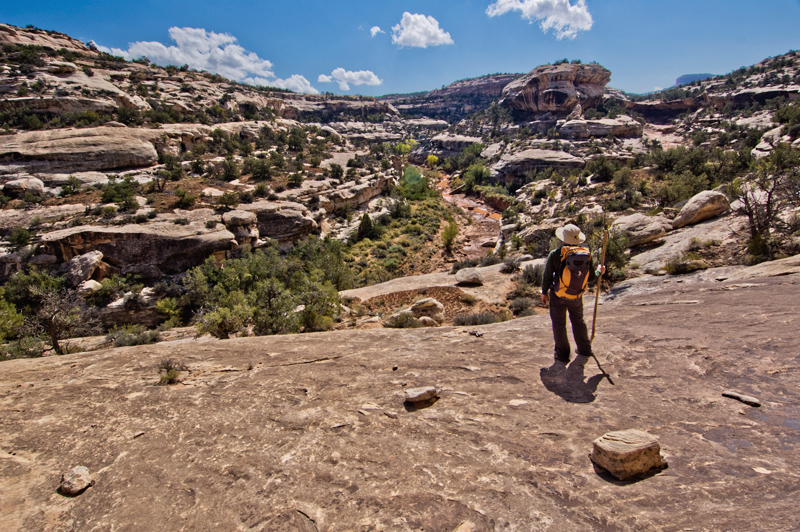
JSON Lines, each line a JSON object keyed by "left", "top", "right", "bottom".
{"left": 541, "top": 224, "right": 605, "bottom": 363}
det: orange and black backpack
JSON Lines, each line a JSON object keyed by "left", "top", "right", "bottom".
{"left": 553, "top": 246, "right": 592, "bottom": 299}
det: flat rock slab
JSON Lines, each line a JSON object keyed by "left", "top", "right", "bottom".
{"left": 591, "top": 429, "right": 668, "bottom": 481}
{"left": 2, "top": 269, "right": 800, "bottom": 530}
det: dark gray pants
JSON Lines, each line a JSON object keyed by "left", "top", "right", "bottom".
{"left": 549, "top": 290, "right": 592, "bottom": 359}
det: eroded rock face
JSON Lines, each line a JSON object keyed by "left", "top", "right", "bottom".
{"left": 500, "top": 63, "right": 611, "bottom": 116}
{"left": 0, "top": 127, "right": 159, "bottom": 173}
{"left": 42, "top": 223, "right": 236, "bottom": 275}
{"left": 237, "top": 201, "right": 317, "bottom": 244}
{"left": 556, "top": 116, "right": 643, "bottom": 140}
{"left": 492, "top": 149, "right": 585, "bottom": 183}
{"left": 672, "top": 190, "right": 730, "bottom": 229}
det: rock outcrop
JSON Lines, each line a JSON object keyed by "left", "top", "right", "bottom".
{"left": 500, "top": 63, "right": 611, "bottom": 116}
{"left": 556, "top": 116, "right": 643, "bottom": 140}
{"left": 42, "top": 222, "right": 237, "bottom": 275}
{"left": 237, "top": 201, "right": 318, "bottom": 245}
{"left": 672, "top": 190, "right": 731, "bottom": 229}
{"left": 492, "top": 149, "right": 585, "bottom": 183}
{"left": 0, "top": 126, "right": 159, "bottom": 174}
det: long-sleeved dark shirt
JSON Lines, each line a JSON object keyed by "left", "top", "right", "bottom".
{"left": 541, "top": 245, "right": 598, "bottom": 295}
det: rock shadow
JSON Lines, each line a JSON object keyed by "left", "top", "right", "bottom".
{"left": 591, "top": 461, "right": 669, "bottom": 485}
{"left": 540, "top": 356, "right": 605, "bottom": 403}
{"left": 403, "top": 396, "right": 440, "bottom": 412}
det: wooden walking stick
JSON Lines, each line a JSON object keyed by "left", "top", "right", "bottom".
{"left": 590, "top": 230, "right": 614, "bottom": 384}
{"left": 591, "top": 230, "right": 608, "bottom": 342}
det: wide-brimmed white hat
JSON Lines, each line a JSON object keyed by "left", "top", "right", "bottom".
{"left": 556, "top": 224, "right": 586, "bottom": 245}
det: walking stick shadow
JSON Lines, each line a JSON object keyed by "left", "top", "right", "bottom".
{"left": 540, "top": 356, "right": 605, "bottom": 403}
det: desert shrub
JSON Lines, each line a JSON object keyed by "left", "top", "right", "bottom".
{"left": 442, "top": 221, "right": 458, "bottom": 252}
{"left": 453, "top": 312, "right": 498, "bottom": 326}
{"left": 500, "top": 257, "right": 521, "bottom": 274}
{"left": 665, "top": 255, "right": 709, "bottom": 275}
{"left": 106, "top": 324, "right": 161, "bottom": 347}
{"left": 480, "top": 254, "right": 503, "bottom": 267}
{"left": 509, "top": 297, "right": 536, "bottom": 316}
{"left": 173, "top": 188, "right": 196, "bottom": 209}
{"left": 219, "top": 191, "right": 239, "bottom": 208}
{"left": 451, "top": 258, "right": 480, "bottom": 274}
{"left": 521, "top": 263, "right": 543, "bottom": 286}
{"left": 8, "top": 227, "right": 31, "bottom": 249}
{"left": 157, "top": 359, "right": 187, "bottom": 385}
{"left": 385, "top": 313, "right": 422, "bottom": 328}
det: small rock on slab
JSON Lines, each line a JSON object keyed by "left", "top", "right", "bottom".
{"left": 59, "top": 466, "right": 94, "bottom": 495}
{"left": 404, "top": 386, "right": 438, "bottom": 403}
{"left": 722, "top": 390, "right": 761, "bottom": 407}
{"left": 590, "top": 429, "right": 667, "bottom": 481}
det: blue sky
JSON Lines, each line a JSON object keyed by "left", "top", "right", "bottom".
{"left": 3, "top": 1, "right": 800, "bottom": 96}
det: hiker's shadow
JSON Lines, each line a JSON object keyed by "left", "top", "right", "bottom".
{"left": 540, "top": 356, "right": 605, "bottom": 403}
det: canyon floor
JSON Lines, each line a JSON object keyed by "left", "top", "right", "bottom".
{"left": 2, "top": 259, "right": 800, "bottom": 531}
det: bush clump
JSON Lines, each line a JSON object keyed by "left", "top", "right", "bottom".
{"left": 385, "top": 313, "right": 422, "bottom": 328}
{"left": 453, "top": 312, "right": 498, "bottom": 326}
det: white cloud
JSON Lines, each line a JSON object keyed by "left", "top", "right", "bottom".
{"left": 486, "top": 0, "right": 593, "bottom": 40}
{"left": 370, "top": 26, "right": 385, "bottom": 38}
{"left": 391, "top": 12, "right": 454, "bottom": 48}
{"left": 246, "top": 75, "right": 319, "bottom": 95}
{"left": 93, "top": 27, "right": 318, "bottom": 94}
{"left": 318, "top": 68, "right": 383, "bottom": 91}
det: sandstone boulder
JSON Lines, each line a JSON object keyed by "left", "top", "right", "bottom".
{"left": 410, "top": 298, "right": 445, "bottom": 323}
{"left": 404, "top": 386, "right": 439, "bottom": 403}
{"left": 590, "top": 429, "right": 667, "bottom": 481}
{"left": 672, "top": 191, "right": 730, "bottom": 229}
{"left": 65, "top": 250, "right": 104, "bottom": 287}
{"left": 58, "top": 466, "right": 93, "bottom": 496}
{"left": 500, "top": 63, "right": 611, "bottom": 116}
{"left": 611, "top": 213, "right": 673, "bottom": 247}
{"left": 2, "top": 176, "right": 45, "bottom": 197}
{"left": 418, "top": 316, "right": 439, "bottom": 327}
{"left": 455, "top": 268, "right": 484, "bottom": 285}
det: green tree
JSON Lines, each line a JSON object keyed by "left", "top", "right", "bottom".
{"left": 442, "top": 221, "right": 458, "bottom": 253}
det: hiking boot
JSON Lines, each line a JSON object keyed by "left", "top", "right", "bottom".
{"left": 554, "top": 352, "right": 570, "bottom": 363}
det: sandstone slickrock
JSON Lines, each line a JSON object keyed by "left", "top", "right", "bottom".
{"left": 500, "top": 63, "right": 611, "bottom": 116}
{"left": 611, "top": 213, "right": 673, "bottom": 247}
{"left": 590, "top": 429, "right": 668, "bottom": 481}
{"left": 58, "top": 466, "right": 93, "bottom": 496}
{"left": 455, "top": 268, "right": 485, "bottom": 285}
{"left": 0, "top": 127, "right": 159, "bottom": 173}
{"left": 672, "top": 190, "right": 731, "bottom": 229}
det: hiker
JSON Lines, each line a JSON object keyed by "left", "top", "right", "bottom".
{"left": 541, "top": 224, "right": 605, "bottom": 362}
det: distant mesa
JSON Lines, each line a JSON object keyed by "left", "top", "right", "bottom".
{"left": 674, "top": 73, "right": 716, "bottom": 87}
